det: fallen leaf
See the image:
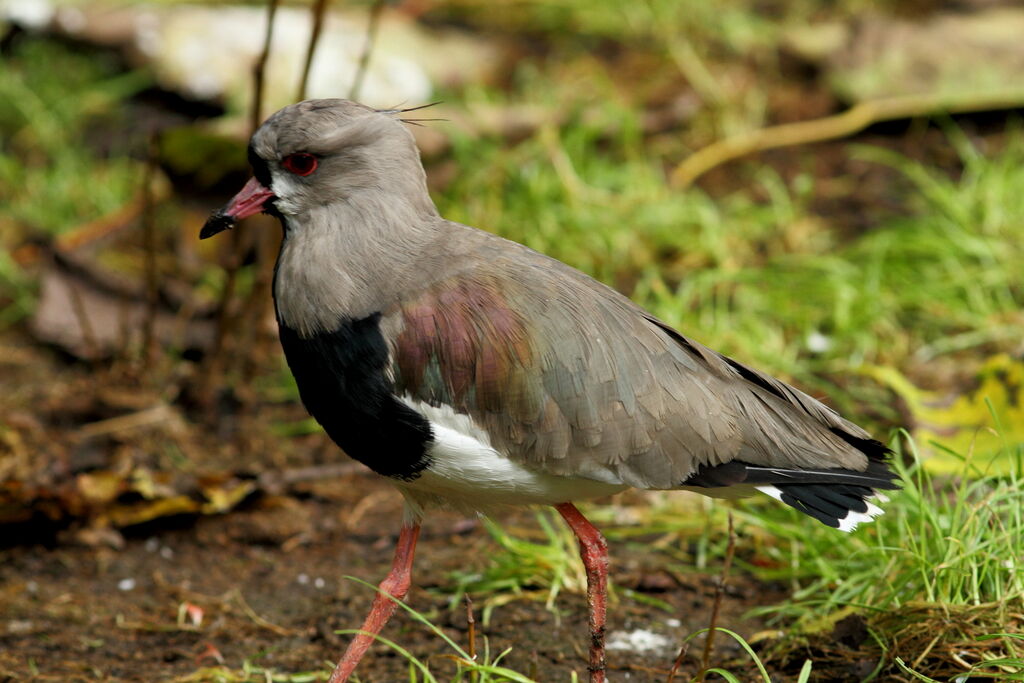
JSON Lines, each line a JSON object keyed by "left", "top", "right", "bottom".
{"left": 862, "top": 354, "right": 1024, "bottom": 473}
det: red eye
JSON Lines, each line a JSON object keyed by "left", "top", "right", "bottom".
{"left": 282, "top": 152, "right": 318, "bottom": 176}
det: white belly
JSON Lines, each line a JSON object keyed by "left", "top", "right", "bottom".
{"left": 396, "top": 399, "right": 627, "bottom": 516}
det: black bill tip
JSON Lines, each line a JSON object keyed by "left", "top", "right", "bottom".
{"left": 200, "top": 211, "right": 235, "bottom": 240}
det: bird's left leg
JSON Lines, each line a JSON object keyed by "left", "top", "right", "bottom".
{"left": 555, "top": 502, "right": 609, "bottom": 683}
{"left": 328, "top": 522, "right": 421, "bottom": 683}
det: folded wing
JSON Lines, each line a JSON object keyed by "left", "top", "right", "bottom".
{"left": 385, "top": 234, "right": 892, "bottom": 493}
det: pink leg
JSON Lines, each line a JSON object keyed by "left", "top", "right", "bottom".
{"left": 328, "top": 523, "right": 421, "bottom": 683}
{"left": 556, "top": 502, "right": 609, "bottom": 683}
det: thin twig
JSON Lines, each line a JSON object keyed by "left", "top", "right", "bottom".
{"left": 665, "top": 641, "right": 687, "bottom": 683}
{"left": 236, "top": 223, "right": 279, "bottom": 383}
{"left": 202, "top": 0, "right": 278, "bottom": 403}
{"left": 699, "top": 512, "right": 736, "bottom": 681}
{"left": 66, "top": 273, "right": 99, "bottom": 360}
{"left": 77, "top": 404, "right": 177, "bottom": 439}
{"left": 141, "top": 131, "right": 160, "bottom": 364}
{"left": 239, "top": 0, "right": 340, "bottom": 381}
{"left": 465, "top": 595, "right": 477, "bottom": 682}
{"left": 13, "top": 189, "right": 162, "bottom": 268}
{"left": 297, "top": 0, "right": 330, "bottom": 101}
{"left": 198, "top": 227, "right": 243, "bottom": 404}
{"left": 256, "top": 462, "right": 364, "bottom": 494}
{"left": 227, "top": 588, "right": 294, "bottom": 636}
{"left": 233, "top": 0, "right": 290, "bottom": 384}
{"left": 349, "top": 0, "right": 385, "bottom": 102}
{"left": 670, "top": 89, "right": 1024, "bottom": 188}
{"left": 665, "top": 512, "right": 738, "bottom": 683}
{"left": 251, "top": 0, "right": 279, "bottom": 134}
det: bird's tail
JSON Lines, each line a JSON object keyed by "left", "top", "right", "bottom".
{"left": 681, "top": 460, "right": 899, "bottom": 532}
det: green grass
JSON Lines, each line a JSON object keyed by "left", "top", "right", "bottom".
{"left": 0, "top": 38, "right": 150, "bottom": 322}
{"left": 351, "top": 580, "right": 811, "bottom": 682}
{"left": 0, "top": 40, "right": 148, "bottom": 234}
{"left": 744, "top": 438, "right": 1024, "bottom": 615}
{"left": 738, "top": 435, "right": 1024, "bottom": 679}
{"left": 342, "top": 577, "right": 549, "bottom": 683}
{"left": 441, "top": 512, "right": 587, "bottom": 625}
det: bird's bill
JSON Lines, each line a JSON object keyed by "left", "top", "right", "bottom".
{"left": 199, "top": 176, "right": 275, "bottom": 239}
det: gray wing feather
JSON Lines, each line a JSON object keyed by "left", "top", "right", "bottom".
{"left": 389, "top": 225, "right": 877, "bottom": 490}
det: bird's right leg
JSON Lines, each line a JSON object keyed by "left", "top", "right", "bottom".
{"left": 555, "top": 502, "right": 609, "bottom": 683}
{"left": 328, "top": 522, "right": 421, "bottom": 683}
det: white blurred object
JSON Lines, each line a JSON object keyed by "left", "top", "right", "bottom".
{"left": 141, "top": 6, "right": 434, "bottom": 108}
{"left": 606, "top": 628, "right": 673, "bottom": 654}
{"left": 2, "top": 2, "right": 501, "bottom": 111}
{"left": 806, "top": 330, "right": 832, "bottom": 354}
{"left": 0, "top": 0, "right": 54, "bottom": 29}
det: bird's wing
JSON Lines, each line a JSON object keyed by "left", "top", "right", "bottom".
{"left": 384, "top": 237, "right": 883, "bottom": 490}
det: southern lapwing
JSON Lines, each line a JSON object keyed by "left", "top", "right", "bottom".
{"left": 201, "top": 99, "right": 898, "bottom": 683}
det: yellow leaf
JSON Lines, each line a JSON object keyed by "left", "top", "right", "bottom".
{"left": 862, "top": 355, "right": 1024, "bottom": 473}
{"left": 76, "top": 471, "right": 125, "bottom": 505}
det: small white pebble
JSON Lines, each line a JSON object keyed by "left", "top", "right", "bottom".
{"left": 144, "top": 538, "right": 160, "bottom": 553}
{"left": 665, "top": 618, "right": 681, "bottom": 628}
{"left": 607, "top": 629, "right": 672, "bottom": 654}
{"left": 117, "top": 578, "right": 136, "bottom": 591}
{"left": 7, "top": 620, "right": 33, "bottom": 634}
{"left": 160, "top": 546, "right": 174, "bottom": 559}
{"left": 313, "top": 577, "right": 326, "bottom": 589}
{"left": 297, "top": 573, "right": 310, "bottom": 585}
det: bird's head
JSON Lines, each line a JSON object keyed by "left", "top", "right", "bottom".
{"left": 200, "top": 99, "right": 436, "bottom": 239}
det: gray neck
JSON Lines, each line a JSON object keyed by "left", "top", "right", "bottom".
{"left": 273, "top": 193, "right": 443, "bottom": 336}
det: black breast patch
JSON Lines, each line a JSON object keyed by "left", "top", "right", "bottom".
{"left": 277, "top": 314, "right": 433, "bottom": 480}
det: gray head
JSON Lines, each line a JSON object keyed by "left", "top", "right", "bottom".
{"left": 200, "top": 99, "right": 437, "bottom": 238}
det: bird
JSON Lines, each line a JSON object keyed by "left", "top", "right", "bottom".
{"left": 200, "top": 99, "right": 899, "bottom": 683}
